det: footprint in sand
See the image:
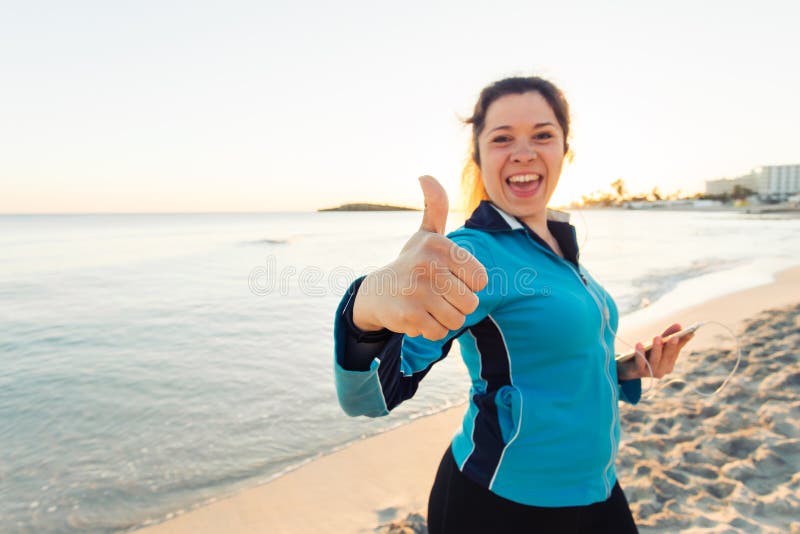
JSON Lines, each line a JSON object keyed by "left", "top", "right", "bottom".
{"left": 705, "top": 481, "right": 737, "bottom": 500}
{"left": 679, "top": 463, "right": 719, "bottom": 480}
{"left": 715, "top": 436, "right": 761, "bottom": 459}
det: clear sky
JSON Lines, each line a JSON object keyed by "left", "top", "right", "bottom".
{"left": 2, "top": 0, "right": 798, "bottom": 213}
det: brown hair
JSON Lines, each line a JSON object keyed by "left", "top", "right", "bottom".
{"left": 461, "top": 76, "right": 571, "bottom": 214}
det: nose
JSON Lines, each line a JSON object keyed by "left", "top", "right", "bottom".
{"left": 511, "top": 141, "right": 537, "bottom": 163}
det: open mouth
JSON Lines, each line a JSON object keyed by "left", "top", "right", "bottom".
{"left": 506, "top": 174, "right": 542, "bottom": 197}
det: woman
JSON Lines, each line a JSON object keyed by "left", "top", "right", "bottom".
{"left": 333, "top": 76, "right": 692, "bottom": 533}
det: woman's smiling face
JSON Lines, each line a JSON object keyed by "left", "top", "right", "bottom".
{"left": 477, "top": 91, "right": 566, "bottom": 226}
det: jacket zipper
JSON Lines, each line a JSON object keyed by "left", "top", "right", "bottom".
{"left": 522, "top": 231, "right": 617, "bottom": 498}
{"left": 574, "top": 267, "right": 617, "bottom": 498}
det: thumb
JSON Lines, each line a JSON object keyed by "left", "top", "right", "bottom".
{"left": 418, "top": 175, "right": 449, "bottom": 234}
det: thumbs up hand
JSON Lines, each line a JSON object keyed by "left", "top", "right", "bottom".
{"left": 352, "top": 176, "right": 488, "bottom": 340}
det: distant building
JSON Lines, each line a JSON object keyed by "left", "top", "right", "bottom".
{"left": 706, "top": 164, "right": 800, "bottom": 201}
{"left": 705, "top": 174, "right": 759, "bottom": 196}
{"left": 754, "top": 164, "right": 800, "bottom": 201}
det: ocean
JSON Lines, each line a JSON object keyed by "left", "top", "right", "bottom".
{"left": 1, "top": 209, "right": 798, "bottom": 532}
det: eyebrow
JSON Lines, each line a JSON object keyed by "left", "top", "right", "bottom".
{"left": 487, "top": 122, "right": 556, "bottom": 134}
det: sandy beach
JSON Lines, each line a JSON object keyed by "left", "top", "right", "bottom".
{"left": 135, "top": 267, "right": 800, "bottom": 534}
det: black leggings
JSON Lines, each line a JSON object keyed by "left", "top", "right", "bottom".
{"left": 427, "top": 448, "right": 638, "bottom": 534}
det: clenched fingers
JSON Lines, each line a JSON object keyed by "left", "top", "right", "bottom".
{"left": 427, "top": 293, "right": 467, "bottom": 333}
{"left": 432, "top": 271, "right": 480, "bottom": 316}
{"left": 445, "top": 243, "right": 488, "bottom": 293}
{"left": 392, "top": 305, "right": 449, "bottom": 341}
{"left": 418, "top": 311, "right": 450, "bottom": 341}
{"left": 393, "top": 292, "right": 465, "bottom": 341}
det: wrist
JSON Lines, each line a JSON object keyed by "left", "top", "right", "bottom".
{"left": 352, "top": 276, "right": 384, "bottom": 332}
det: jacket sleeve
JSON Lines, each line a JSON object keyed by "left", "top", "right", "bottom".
{"left": 333, "top": 232, "right": 500, "bottom": 417}
{"left": 618, "top": 379, "right": 642, "bottom": 405}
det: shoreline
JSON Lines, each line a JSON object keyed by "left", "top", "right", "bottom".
{"left": 567, "top": 205, "right": 800, "bottom": 215}
{"left": 135, "top": 266, "right": 800, "bottom": 534}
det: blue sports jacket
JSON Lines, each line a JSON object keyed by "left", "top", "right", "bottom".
{"left": 333, "top": 201, "right": 641, "bottom": 507}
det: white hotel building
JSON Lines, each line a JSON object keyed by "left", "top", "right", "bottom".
{"left": 706, "top": 164, "right": 800, "bottom": 201}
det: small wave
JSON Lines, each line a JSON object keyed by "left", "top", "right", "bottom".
{"left": 619, "top": 257, "right": 747, "bottom": 315}
{"left": 239, "top": 238, "right": 289, "bottom": 246}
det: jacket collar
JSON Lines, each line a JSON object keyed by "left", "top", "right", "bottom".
{"left": 464, "top": 200, "right": 522, "bottom": 232}
{"left": 465, "top": 200, "right": 572, "bottom": 231}
{"left": 464, "top": 200, "right": 580, "bottom": 266}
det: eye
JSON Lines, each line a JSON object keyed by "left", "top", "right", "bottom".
{"left": 534, "top": 131, "right": 554, "bottom": 141}
{"left": 491, "top": 135, "right": 512, "bottom": 143}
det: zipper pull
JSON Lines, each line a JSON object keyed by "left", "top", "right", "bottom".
{"left": 580, "top": 273, "right": 587, "bottom": 286}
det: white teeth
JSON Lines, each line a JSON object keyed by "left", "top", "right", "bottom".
{"left": 507, "top": 174, "right": 541, "bottom": 183}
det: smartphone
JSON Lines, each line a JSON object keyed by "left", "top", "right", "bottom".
{"left": 615, "top": 322, "right": 704, "bottom": 363}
